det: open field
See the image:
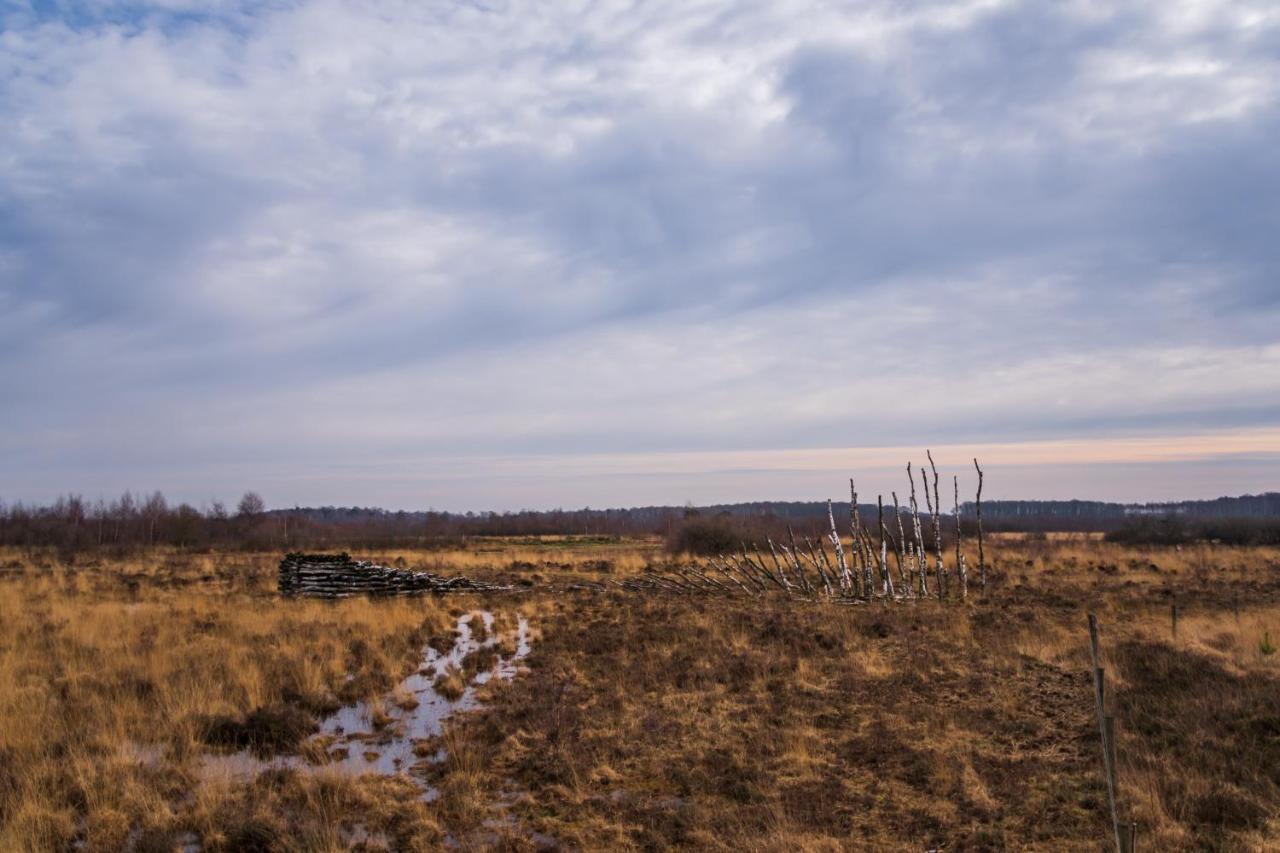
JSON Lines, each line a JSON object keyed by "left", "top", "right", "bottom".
{"left": 1, "top": 538, "right": 1279, "bottom": 851}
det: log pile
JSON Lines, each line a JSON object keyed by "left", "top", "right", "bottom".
{"left": 278, "top": 553, "right": 509, "bottom": 598}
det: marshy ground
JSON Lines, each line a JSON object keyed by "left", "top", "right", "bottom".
{"left": 1, "top": 537, "right": 1278, "bottom": 850}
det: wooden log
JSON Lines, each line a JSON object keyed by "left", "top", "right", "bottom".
{"left": 279, "top": 553, "right": 510, "bottom": 598}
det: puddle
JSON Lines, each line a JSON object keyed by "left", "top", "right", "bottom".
{"left": 199, "top": 610, "right": 531, "bottom": 796}
{"left": 340, "top": 823, "right": 390, "bottom": 848}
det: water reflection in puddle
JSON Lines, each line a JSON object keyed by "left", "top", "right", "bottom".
{"left": 199, "top": 610, "right": 531, "bottom": 795}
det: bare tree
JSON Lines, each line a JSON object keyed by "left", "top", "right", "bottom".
{"left": 237, "top": 491, "right": 266, "bottom": 519}
{"left": 141, "top": 491, "right": 167, "bottom": 546}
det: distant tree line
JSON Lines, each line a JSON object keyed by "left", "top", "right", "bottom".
{"left": 0, "top": 492, "right": 680, "bottom": 554}
{"left": 1, "top": 491, "right": 1276, "bottom": 555}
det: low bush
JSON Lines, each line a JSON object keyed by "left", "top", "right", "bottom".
{"left": 665, "top": 515, "right": 744, "bottom": 555}
{"left": 1106, "top": 514, "right": 1280, "bottom": 546}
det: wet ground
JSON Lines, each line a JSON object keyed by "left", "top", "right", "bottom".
{"left": 198, "top": 610, "right": 532, "bottom": 797}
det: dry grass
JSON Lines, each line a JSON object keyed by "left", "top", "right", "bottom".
{"left": 1, "top": 539, "right": 1278, "bottom": 850}
{"left": 0, "top": 551, "right": 459, "bottom": 850}
{"left": 450, "top": 538, "right": 1280, "bottom": 851}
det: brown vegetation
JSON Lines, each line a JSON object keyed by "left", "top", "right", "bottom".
{"left": 0, "top": 538, "right": 1278, "bottom": 850}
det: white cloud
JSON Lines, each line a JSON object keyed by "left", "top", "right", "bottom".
{"left": 2, "top": 0, "right": 1279, "bottom": 506}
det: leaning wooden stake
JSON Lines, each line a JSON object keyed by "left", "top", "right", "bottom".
{"left": 786, "top": 526, "right": 816, "bottom": 594}
{"left": 1088, "top": 613, "right": 1129, "bottom": 853}
{"left": 767, "top": 539, "right": 794, "bottom": 595}
{"left": 908, "top": 463, "right": 929, "bottom": 598}
{"left": 739, "top": 547, "right": 777, "bottom": 593}
{"left": 827, "top": 499, "right": 853, "bottom": 594}
{"left": 878, "top": 495, "right": 894, "bottom": 598}
{"left": 891, "top": 491, "right": 910, "bottom": 594}
{"left": 801, "top": 538, "right": 824, "bottom": 592}
{"left": 753, "top": 544, "right": 792, "bottom": 596}
{"left": 851, "top": 481, "right": 872, "bottom": 598}
{"left": 953, "top": 475, "right": 967, "bottom": 601}
{"left": 921, "top": 459, "right": 943, "bottom": 599}
{"left": 710, "top": 557, "right": 755, "bottom": 596}
{"left": 973, "top": 457, "right": 987, "bottom": 591}
{"left": 927, "top": 451, "right": 946, "bottom": 600}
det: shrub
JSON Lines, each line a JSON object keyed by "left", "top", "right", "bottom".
{"left": 666, "top": 515, "right": 743, "bottom": 556}
{"left": 1106, "top": 515, "right": 1280, "bottom": 546}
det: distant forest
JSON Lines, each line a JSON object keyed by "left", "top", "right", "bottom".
{"left": 1, "top": 490, "right": 1278, "bottom": 552}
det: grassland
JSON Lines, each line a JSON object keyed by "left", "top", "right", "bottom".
{"left": 1, "top": 537, "right": 1278, "bottom": 851}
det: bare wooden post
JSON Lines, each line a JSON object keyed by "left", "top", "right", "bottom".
{"left": 735, "top": 548, "right": 773, "bottom": 593}
{"left": 786, "top": 525, "right": 815, "bottom": 594}
{"left": 1088, "top": 613, "right": 1126, "bottom": 853}
{"left": 766, "top": 539, "right": 794, "bottom": 595}
{"left": 753, "top": 544, "right": 792, "bottom": 596}
{"left": 827, "top": 500, "right": 853, "bottom": 595}
{"left": 733, "top": 554, "right": 770, "bottom": 594}
{"left": 892, "top": 491, "right": 911, "bottom": 596}
{"left": 927, "top": 451, "right": 945, "bottom": 600}
{"left": 710, "top": 556, "right": 755, "bottom": 596}
{"left": 908, "top": 463, "right": 929, "bottom": 598}
{"left": 805, "top": 537, "right": 835, "bottom": 597}
{"left": 953, "top": 475, "right": 967, "bottom": 601}
{"left": 851, "top": 481, "right": 871, "bottom": 598}
{"left": 921, "top": 460, "right": 942, "bottom": 599}
{"left": 973, "top": 458, "right": 987, "bottom": 591}
{"left": 877, "top": 495, "right": 894, "bottom": 598}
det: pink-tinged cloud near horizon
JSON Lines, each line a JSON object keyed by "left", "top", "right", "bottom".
{"left": 2, "top": 1, "right": 1279, "bottom": 510}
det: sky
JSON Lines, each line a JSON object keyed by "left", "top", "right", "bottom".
{"left": 2, "top": 0, "right": 1279, "bottom": 511}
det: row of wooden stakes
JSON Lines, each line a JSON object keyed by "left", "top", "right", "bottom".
{"left": 630, "top": 454, "right": 988, "bottom": 602}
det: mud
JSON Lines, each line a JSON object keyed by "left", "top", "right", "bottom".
{"left": 198, "top": 610, "right": 531, "bottom": 796}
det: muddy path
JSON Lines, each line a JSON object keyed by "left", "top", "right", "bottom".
{"left": 199, "top": 609, "right": 532, "bottom": 798}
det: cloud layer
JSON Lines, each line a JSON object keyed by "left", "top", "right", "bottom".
{"left": 3, "top": 0, "right": 1279, "bottom": 508}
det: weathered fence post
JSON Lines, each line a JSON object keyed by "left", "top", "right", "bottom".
{"left": 953, "top": 475, "right": 967, "bottom": 601}
{"left": 892, "top": 491, "right": 911, "bottom": 595}
{"left": 973, "top": 458, "right": 987, "bottom": 591}
{"left": 908, "top": 463, "right": 929, "bottom": 598}
{"left": 878, "top": 495, "right": 893, "bottom": 598}
{"left": 827, "top": 500, "right": 853, "bottom": 595}
{"left": 1088, "top": 613, "right": 1130, "bottom": 853}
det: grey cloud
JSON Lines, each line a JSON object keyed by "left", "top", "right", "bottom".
{"left": 2, "top": 0, "right": 1280, "bottom": 506}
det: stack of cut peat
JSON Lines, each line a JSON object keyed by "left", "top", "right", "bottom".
{"left": 279, "top": 552, "right": 508, "bottom": 598}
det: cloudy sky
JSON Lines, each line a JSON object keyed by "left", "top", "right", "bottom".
{"left": 3, "top": 0, "right": 1279, "bottom": 510}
